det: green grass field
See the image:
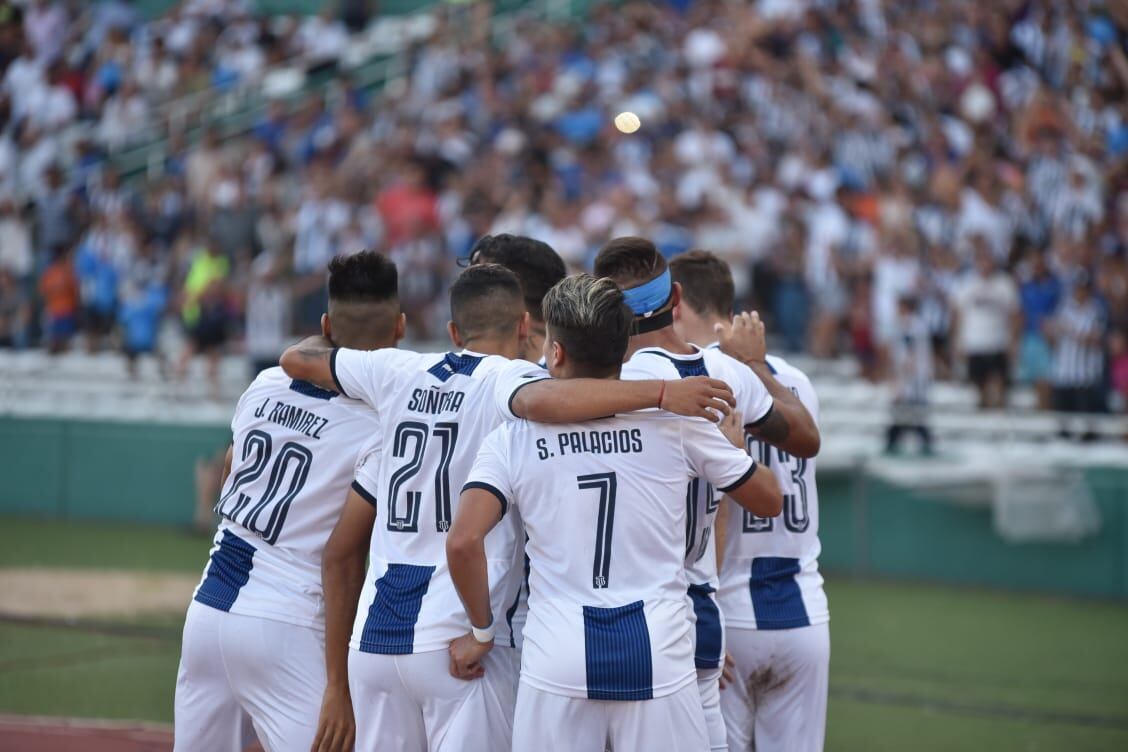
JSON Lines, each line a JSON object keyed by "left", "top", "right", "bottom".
{"left": 2, "top": 518, "right": 1127, "bottom": 750}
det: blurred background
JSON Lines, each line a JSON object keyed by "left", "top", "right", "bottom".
{"left": 0, "top": 0, "right": 1126, "bottom": 750}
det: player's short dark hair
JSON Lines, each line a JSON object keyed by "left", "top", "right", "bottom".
{"left": 327, "top": 250, "right": 398, "bottom": 303}
{"left": 450, "top": 263, "right": 525, "bottom": 340}
{"left": 669, "top": 250, "right": 734, "bottom": 318}
{"left": 543, "top": 274, "right": 632, "bottom": 376}
{"left": 467, "top": 234, "right": 567, "bottom": 322}
{"left": 593, "top": 236, "right": 667, "bottom": 289}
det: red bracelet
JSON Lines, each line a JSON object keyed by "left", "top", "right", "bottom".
{"left": 657, "top": 382, "right": 666, "bottom": 410}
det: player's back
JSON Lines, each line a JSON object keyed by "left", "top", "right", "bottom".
{"left": 194, "top": 367, "right": 381, "bottom": 629}
{"left": 474, "top": 409, "right": 757, "bottom": 701}
{"left": 622, "top": 346, "right": 772, "bottom": 590}
{"left": 336, "top": 348, "right": 539, "bottom": 655}
{"left": 719, "top": 354, "right": 828, "bottom": 630}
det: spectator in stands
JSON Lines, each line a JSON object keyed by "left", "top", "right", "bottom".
{"left": 1109, "top": 328, "right": 1128, "bottom": 413}
{"left": 37, "top": 243, "right": 78, "bottom": 354}
{"left": 118, "top": 242, "right": 168, "bottom": 375}
{"left": 0, "top": 268, "right": 30, "bottom": 348}
{"left": 245, "top": 250, "right": 291, "bottom": 376}
{"left": 0, "top": 193, "right": 31, "bottom": 283}
{"left": 886, "top": 295, "right": 934, "bottom": 455}
{"left": 178, "top": 240, "right": 230, "bottom": 393}
{"left": 75, "top": 215, "right": 120, "bottom": 352}
{"left": 952, "top": 242, "right": 1021, "bottom": 408}
{"left": 1046, "top": 273, "right": 1108, "bottom": 415}
{"left": 1018, "top": 249, "right": 1063, "bottom": 409}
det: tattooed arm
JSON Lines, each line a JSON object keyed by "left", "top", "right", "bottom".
{"left": 279, "top": 335, "right": 340, "bottom": 393}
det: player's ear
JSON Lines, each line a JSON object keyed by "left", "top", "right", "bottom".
{"left": 550, "top": 340, "right": 565, "bottom": 370}
{"left": 517, "top": 311, "right": 530, "bottom": 342}
{"left": 447, "top": 320, "right": 463, "bottom": 348}
{"left": 320, "top": 313, "right": 332, "bottom": 340}
{"left": 394, "top": 312, "right": 407, "bottom": 344}
{"left": 670, "top": 281, "right": 682, "bottom": 311}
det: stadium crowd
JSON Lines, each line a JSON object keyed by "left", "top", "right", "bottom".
{"left": 0, "top": 0, "right": 1126, "bottom": 414}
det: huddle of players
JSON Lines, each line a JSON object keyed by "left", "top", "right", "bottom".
{"left": 172, "top": 233, "right": 829, "bottom": 752}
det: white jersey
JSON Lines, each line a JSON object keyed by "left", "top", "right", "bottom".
{"left": 331, "top": 348, "right": 545, "bottom": 654}
{"left": 622, "top": 346, "right": 773, "bottom": 591}
{"left": 465, "top": 410, "right": 759, "bottom": 701}
{"left": 192, "top": 367, "right": 381, "bottom": 630}
{"left": 716, "top": 352, "right": 829, "bottom": 630}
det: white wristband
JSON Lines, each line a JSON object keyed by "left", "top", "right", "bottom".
{"left": 471, "top": 620, "right": 495, "bottom": 644}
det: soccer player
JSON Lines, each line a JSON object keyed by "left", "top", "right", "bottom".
{"left": 670, "top": 250, "right": 830, "bottom": 752}
{"left": 313, "top": 236, "right": 569, "bottom": 750}
{"left": 447, "top": 274, "right": 782, "bottom": 752}
{"left": 173, "top": 251, "right": 404, "bottom": 752}
{"left": 464, "top": 232, "right": 567, "bottom": 365}
{"left": 280, "top": 264, "right": 738, "bottom": 752}
{"left": 593, "top": 237, "right": 820, "bottom": 752}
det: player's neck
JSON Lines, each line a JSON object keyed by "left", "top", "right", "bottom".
{"left": 627, "top": 326, "right": 696, "bottom": 359}
{"left": 682, "top": 317, "right": 727, "bottom": 348}
{"left": 458, "top": 336, "right": 522, "bottom": 360}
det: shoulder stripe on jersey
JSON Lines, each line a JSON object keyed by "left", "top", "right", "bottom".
{"left": 427, "top": 352, "right": 485, "bottom": 383}
{"left": 506, "top": 376, "right": 551, "bottom": 418}
{"left": 765, "top": 359, "right": 778, "bottom": 375}
{"left": 744, "top": 402, "right": 774, "bottom": 429}
{"left": 351, "top": 480, "right": 378, "bottom": 509}
{"left": 358, "top": 563, "right": 436, "bottom": 654}
{"left": 750, "top": 556, "right": 810, "bottom": 630}
{"left": 329, "top": 349, "right": 351, "bottom": 398}
{"left": 290, "top": 379, "right": 338, "bottom": 401}
{"left": 194, "top": 531, "right": 256, "bottom": 612}
{"left": 639, "top": 350, "right": 709, "bottom": 378}
{"left": 582, "top": 600, "right": 654, "bottom": 701}
{"left": 718, "top": 461, "right": 757, "bottom": 493}
{"left": 687, "top": 584, "right": 722, "bottom": 669}
{"left": 462, "top": 481, "right": 508, "bottom": 516}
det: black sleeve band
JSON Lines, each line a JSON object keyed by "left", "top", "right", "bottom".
{"left": 462, "top": 481, "right": 508, "bottom": 516}
{"left": 718, "top": 461, "right": 757, "bottom": 493}
{"left": 506, "top": 376, "right": 551, "bottom": 418}
{"left": 744, "top": 402, "right": 774, "bottom": 430}
{"left": 329, "top": 348, "right": 351, "bottom": 398}
{"left": 351, "top": 480, "right": 378, "bottom": 508}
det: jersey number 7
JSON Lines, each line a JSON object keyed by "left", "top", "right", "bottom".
{"left": 578, "top": 472, "right": 617, "bottom": 589}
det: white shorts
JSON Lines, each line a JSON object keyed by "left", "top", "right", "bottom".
{"left": 720, "top": 623, "right": 830, "bottom": 752}
{"left": 174, "top": 601, "right": 325, "bottom": 752}
{"left": 348, "top": 645, "right": 517, "bottom": 752}
{"left": 698, "top": 666, "right": 727, "bottom": 751}
{"left": 512, "top": 680, "right": 708, "bottom": 752}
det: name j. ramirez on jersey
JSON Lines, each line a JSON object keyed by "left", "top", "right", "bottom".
{"left": 537, "top": 428, "right": 644, "bottom": 459}
{"left": 252, "top": 397, "right": 331, "bottom": 439}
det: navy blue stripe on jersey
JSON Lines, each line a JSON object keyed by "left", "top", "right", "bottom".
{"left": 289, "top": 379, "right": 338, "bottom": 400}
{"left": 462, "top": 481, "right": 508, "bottom": 516}
{"left": 504, "top": 586, "right": 521, "bottom": 649}
{"left": 351, "top": 480, "right": 378, "bottom": 508}
{"left": 329, "top": 349, "right": 350, "bottom": 398}
{"left": 427, "top": 352, "right": 485, "bottom": 383}
{"left": 750, "top": 557, "right": 810, "bottom": 630}
{"left": 765, "top": 360, "right": 778, "bottom": 375}
{"left": 358, "top": 563, "right": 436, "bottom": 654}
{"left": 745, "top": 403, "right": 774, "bottom": 428}
{"left": 718, "top": 461, "right": 757, "bottom": 493}
{"left": 640, "top": 350, "right": 709, "bottom": 378}
{"left": 194, "top": 531, "right": 256, "bottom": 612}
{"left": 506, "top": 375, "right": 550, "bottom": 418}
{"left": 688, "top": 583, "right": 722, "bottom": 669}
{"left": 582, "top": 600, "right": 654, "bottom": 700}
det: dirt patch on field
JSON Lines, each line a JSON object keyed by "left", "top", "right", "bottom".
{"left": 0, "top": 569, "right": 198, "bottom": 620}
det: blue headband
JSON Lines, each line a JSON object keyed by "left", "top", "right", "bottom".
{"left": 623, "top": 269, "right": 672, "bottom": 317}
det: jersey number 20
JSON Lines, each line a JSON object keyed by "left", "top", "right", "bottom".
{"left": 217, "top": 429, "right": 313, "bottom": 544}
